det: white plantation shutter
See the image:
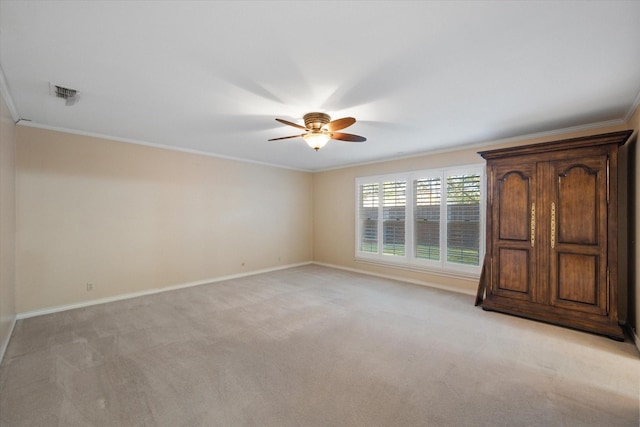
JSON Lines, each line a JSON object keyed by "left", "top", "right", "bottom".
{"left": 382, "top": 181, "right": 406, "bottom": 256}
{"left": 414, "top": 177, "right": 441, "bottom": 261}
{"left": 359, "top": 183, "right": 379, "bottom": 253}
{"left": 446, "top": 174, "right": 481, "bottom": 266}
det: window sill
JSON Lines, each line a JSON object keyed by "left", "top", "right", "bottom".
{"left": 354, "top": 256, "right": 481, "bottom": 281}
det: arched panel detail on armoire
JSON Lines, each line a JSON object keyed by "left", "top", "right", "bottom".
{"left": 556, "top": 164, "right": 601, "bottom": 246}
{"left": 497, "top": 171, "right": 531, "bottom": 242}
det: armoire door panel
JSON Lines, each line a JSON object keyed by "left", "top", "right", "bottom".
{"left": 551, "top": 250, "right": 607, "bottom": 315}
{"left": 496, "top": 247, "right": 530, "bottom": 296}
{"left": 497, "top": 171, "right": 531, "bottom": 241}
{"left": 556, "top": 164, "right": 601, "bottom": 245}
{"left": 556, "top": 253, "right": 597, "bottom": 304}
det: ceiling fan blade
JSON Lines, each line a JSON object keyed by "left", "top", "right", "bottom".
{"left": 275, "top": 118, "right": 307, "bottom": 131}
{"left": 327, "top": 117, "right": 356, "bottom": 131}
{"left": 268, "top": 134, "right": 306, "bottom": 141}
{"left": 331, "top": 132, "right": 367, "bottom": 143}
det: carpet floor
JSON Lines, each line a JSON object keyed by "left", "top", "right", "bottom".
{"left": 1, "top": 265, "right": 638, "bottom": 426}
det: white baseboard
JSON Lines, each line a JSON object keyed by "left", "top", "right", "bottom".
{"left": 10, "top": 262, "right": 638, "bottom": 352}
{"left": 0, "top": 316, "right": 17, "bottom": 365}
{"left": 312, "top": 261, "right": 476, "bottom": 296}
{"left": 17, "top": 262, "right": 312, "bottom": 320}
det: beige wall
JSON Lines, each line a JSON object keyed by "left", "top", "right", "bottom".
{"left": 16, "top": 127, "right": 313, "bottom": 313}
{"left": 313, "top": 122, "right": 632, "bottom": 297}
{"left": 0, "top": 89, "right": 16, "bottom": 356}
{"left": 11, "top": 102, "right": 640, "bottom": 341}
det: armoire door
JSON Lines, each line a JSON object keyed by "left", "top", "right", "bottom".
{"left": 547, "top": 154, "right": 609, "bottom": 316}
{"left": 489, "top": 161, "right": 538, "bottom": 302}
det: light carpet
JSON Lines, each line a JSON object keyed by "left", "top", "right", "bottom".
{"left": 1, "top": 265, "right": 638, "bottom": 426}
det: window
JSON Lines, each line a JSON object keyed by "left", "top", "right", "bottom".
{"left": 356, "top": 166, "right": 484, "bottom": 276}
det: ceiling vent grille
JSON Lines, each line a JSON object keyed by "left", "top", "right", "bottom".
{"left": 50, "top": 83, "right": 80, "bottom": 106}
{"left": 53, "top": 85, "right": 76, "bottom": 99}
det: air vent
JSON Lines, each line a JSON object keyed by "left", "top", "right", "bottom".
{"left": 53, "top": 85, "right": 77, "bottom": 99}
{"left": 49, "top": 83, "right": 80, "bottom": 106}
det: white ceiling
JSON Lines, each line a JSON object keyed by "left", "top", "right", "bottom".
{"left": 1, "top": 1, "right": 639, "bottom": 171}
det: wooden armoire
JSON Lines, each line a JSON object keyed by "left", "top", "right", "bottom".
{"left": 478, "top": 130, "right": 632, "bottom": 340}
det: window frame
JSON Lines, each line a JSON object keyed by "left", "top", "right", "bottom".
{"left": 355, "top": 164, "right": 485, "bottom": 278}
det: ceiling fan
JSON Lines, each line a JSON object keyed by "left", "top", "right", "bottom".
{"left": 268, "top": 112, "right": 366, "bottom": 151}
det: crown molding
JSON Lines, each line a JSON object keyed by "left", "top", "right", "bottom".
{"left": 314, "top": 118, "right": 627, "bottom": 173}
{"left": 16, "top": 120, "right": 312, "bottom": 173}
{"left": 624, "top": 89, "right": 640, "bottom": 123}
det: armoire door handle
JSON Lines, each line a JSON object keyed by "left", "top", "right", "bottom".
{"left": 551, "top": 202, "right": 556, "bottom": 249}
{"left": 530, "top": 202, "right": 535, "bottom": 247}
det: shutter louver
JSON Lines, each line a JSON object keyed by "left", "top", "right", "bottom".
{"left": 446, "top": 174, "right": 481, "bottom": 265}
{"left": 359, "top": 183, "right": 379, "bottom": 253}
{"left": 414, "top": 178, "right": 441, "bottom": 260}
{"left": 383, "top": 181, "right": 406, "bottom": 256}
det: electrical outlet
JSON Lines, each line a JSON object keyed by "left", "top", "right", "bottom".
{"left": 86, "top": 283, "right": 93, "bottom": 291}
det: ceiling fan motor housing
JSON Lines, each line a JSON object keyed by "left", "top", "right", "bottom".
{"left": 304, "top": 112, "right": 331, "bottom": 131}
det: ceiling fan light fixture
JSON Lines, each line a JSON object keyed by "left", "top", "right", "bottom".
{"left": 303, "top": 132, "right": 330, "bottom": 151}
